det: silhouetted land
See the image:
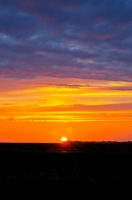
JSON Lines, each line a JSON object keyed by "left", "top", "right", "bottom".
{"left": 0, "top": 141, "right": 132, "bottom": 196}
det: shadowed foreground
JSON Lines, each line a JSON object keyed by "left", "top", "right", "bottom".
{"left": 0, "top": 142, "right": 132, "bottom": 195}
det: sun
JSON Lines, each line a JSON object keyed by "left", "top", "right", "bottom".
{"left": 61, "top": 137, "right": 68, "bottom": 142}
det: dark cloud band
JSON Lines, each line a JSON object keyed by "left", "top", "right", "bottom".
{"left": 0, "top": 0, "right": 132, "bottom": 81}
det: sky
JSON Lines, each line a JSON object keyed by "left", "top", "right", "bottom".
{"left": 0, "top": 0, "right": 132, "bottom": 143}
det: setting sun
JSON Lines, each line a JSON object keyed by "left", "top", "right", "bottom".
{"left": 61, "top": 137, "right": 68, "bottom": 142}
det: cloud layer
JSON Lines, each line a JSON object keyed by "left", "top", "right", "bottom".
{"left": 0, "top": 0, "right": 132, "bottom": 81}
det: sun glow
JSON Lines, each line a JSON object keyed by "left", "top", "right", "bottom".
{"left": 61, "top": 137, "right": 68, "bottom": 142}
{"left": 1, "top": 77, "right": 132, "bottom": 143}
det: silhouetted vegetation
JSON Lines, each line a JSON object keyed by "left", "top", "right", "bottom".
{"left": 0, "top": 141, "right": 132, "bottom": 195}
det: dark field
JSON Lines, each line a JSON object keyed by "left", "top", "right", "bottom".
{"left": 1, "top": 141, "right": 132, "bottom": 196}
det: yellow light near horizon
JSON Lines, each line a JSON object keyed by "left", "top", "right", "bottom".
{"left": 61, "top": 137, "right": 68, "bottom": 142}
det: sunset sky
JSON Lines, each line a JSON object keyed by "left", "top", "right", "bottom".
{"left": 0, "top": 0, "right": 132, "bottom": 142}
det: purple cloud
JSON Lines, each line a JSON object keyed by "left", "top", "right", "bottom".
{"left": 0, "top": 0, "right": 132, "bottom": 81}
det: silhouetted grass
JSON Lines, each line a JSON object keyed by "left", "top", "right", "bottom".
{"left": 0, "top": 142, "right": 132, "bottom": 195}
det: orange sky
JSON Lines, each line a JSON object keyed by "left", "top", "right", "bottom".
{"left": 0, "top": 76, "right": 132, "bottom": 142}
